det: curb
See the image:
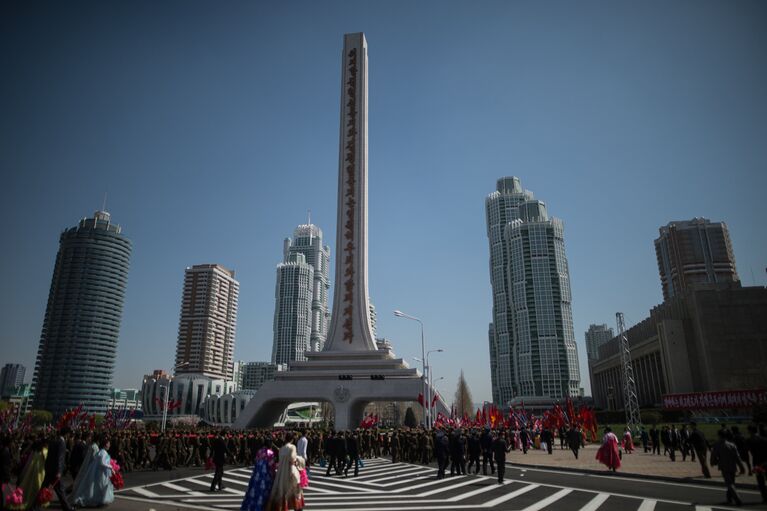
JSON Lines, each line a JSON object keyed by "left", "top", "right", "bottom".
{"left": 505, "top": 460, "right": 760, "bottom": 491}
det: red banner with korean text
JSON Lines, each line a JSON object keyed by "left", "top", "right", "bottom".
{"left": 662, "top": 389, "right": 767, "bottom": 410}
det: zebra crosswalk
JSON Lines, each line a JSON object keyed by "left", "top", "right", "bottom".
{"left": 116, "top": 457, "right": 737, "bottom": 511}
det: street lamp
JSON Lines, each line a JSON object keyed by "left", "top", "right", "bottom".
{"left": 426, "top": 348, "right": 444, "bottom": 428}
{"left": 161, "top": 361, "right": 189, "bottom": 432}
{"left": 394, "top": 310, "right": 426, "bottom": 427}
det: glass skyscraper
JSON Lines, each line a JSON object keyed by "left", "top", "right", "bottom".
{"left": 32, "top": 210, "right": 131, "bottom": 416}
{"left": 272, "top": 252, "right": 314, "bottom": 365}
{"left": 486, "top": 178, "right": 580, "bottom": 403}
{"left": 282, "top": 224, "right": 330, "bottom": 352}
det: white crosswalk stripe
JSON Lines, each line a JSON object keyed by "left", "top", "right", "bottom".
{"left": 116, "top": 457, "right": 734, "bottom": 511}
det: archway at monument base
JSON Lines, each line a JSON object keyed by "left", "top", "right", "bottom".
{"left": 234, "top": 376, "right": 450, "bottom": 431}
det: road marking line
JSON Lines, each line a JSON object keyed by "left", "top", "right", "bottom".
{"left": 518, "top": 488, "right": 572, "bottom": 511}
{"left": 183, "top": 477, "right": 242, "bottom": 494}
{"left": 448, "top": 480, "right": 510, "bottom": 501}
{"left": 637, "top": 500, "right": 656, "bottom": 511}
{"left": 117, "top": 495, "right": 221, "bottom": 511}
{"left": 130, "top": 487, "right": 160, "bottom": 498}
{"left": 160, "top": 482, "right": 206, "bottom": 495}
{"left": 481, "top": 483, "right": 539, "bottom": 507}
{"left": 578, "top": 492, "right": 610, "bottom": 511}
{"left": 694, "top": 507, "right": 712, "bottom": 511}
{"left": 391, "top": 475, "right": 471, "bottom": 493}
{"left": 357, "top": 467, "right": 436, "bottom": 483}
{"left": 417, "top": 476, "right": 484, "bottom": 496}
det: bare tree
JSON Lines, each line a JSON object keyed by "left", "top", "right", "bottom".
{"left": 453, "top": 370, "right": 474, "bottom": 417}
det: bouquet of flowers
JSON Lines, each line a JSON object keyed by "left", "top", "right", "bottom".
{"left": 3, "top": 485, "right": 24, "bottom": 508}
{"left": 110, "top": 459, "right": 124, "bottom": 490}
{"left": 36, "top": 487, "right": 53, "bottom": 506}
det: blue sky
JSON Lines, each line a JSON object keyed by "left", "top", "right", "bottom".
{"left": 1, "top": 0, "right": 765, "bottom": 404}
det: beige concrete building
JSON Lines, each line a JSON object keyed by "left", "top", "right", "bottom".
{"left": 655, "top": 218, "right": 739, "bottom": 302}
{"left": 175, "top": 264, "right": 239, "bottom": 381}
{"left": 591, "top": 283, "right": 767, "bottom": 410}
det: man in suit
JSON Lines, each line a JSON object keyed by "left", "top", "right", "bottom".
{"left": 344, "top": 431, "right": 360, "bottom": 477}
{"left": 567, "top": 425, "right": 581, "bottom": 459}
{"left": 480, "top": 427, "right": 495, "bottom": 475}
{"left": 492, "top": 430, "right": 511, "bottom": 484}
{"left": 42, "top": 427, "right": 73, "bottom": 511}
{"left": 650, "top": 425, "right": 660, "bottom": 455}
{"left": 209, "top": 431, "right": 228, "bottom": 492}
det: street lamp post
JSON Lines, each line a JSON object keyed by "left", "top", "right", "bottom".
{"left": 426, "top": 348, "right": 444, "bottom": 428}
{"left": 394, "top": 310, "right": 426, "bottom": 427}
{"left": 162, "top": 361, "right": 189, "bottom": 432}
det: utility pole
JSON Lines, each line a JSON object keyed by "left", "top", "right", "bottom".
{"left": 616, "top": 312, "right": 642, "bottom": 432}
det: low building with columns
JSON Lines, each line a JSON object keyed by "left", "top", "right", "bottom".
{"left": 140, "top": 370, "right": 235, "bottom": 420}
{"left": 591, "top": 283, "right": 767, "bottom": 410}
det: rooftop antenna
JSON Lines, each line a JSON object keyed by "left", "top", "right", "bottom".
{"left": 307, "top": 209, "right": 313, "bottom": 243}
{"left": 101, "top": 192, "right": 108, "bottom": 212}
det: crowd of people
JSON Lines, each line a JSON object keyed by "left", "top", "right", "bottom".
{"left": 1, "top": 420, "right": 765, "bottom": 510}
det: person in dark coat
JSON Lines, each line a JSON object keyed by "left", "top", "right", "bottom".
{"left": 480, "top": 428, "right": 495, "bottom": 475}
{"left": 390, "top": 431, "right": 400, "bottom": 464}
{"left": 334, "top": 431, "right": 347, "bottom": 476}
{"left": 710, "top": 429, "right": 746, "bottom": 506}
{"left": 731, "top": 426, "right": 751, "bottom": 476}
{"left": 449, "top": 429, "right": 466, "bottom": 476}
{"left": 649, "top": 425, "right": 660, "bottom": 455}
{"left": 68, "top": 432, "right": 89, "bottom": 482}
{"left": 209, "top": 432, "right": 228, "bottom": 491}
{"left": 42, "top": 427, "right": 73, "bottom": 511}
{"left": 434, "top": 430, "right": 449, "bottom": 479}
{"left": 747, "top": 424, "right": 767, "bottom": 503}
{"left": 467, "top": 430, "right": 481, "bottom": 474}
{"left": 540, "top": 427, "right": 553, "bottom": 455}
{"left": 689, "top": 422, "right": 711, "bottom": 478}
{"left": 567, "top": 426, "right": 581, "bottom": 459}
{"left": 520, "top": 428, "right": 529, "bottom": 454}
{"left": 491, "top": 431, "right": 511, "bottom": 484}
{"left": 640, "top": 427, "right": 649, "bottom": 453}
{"left": 344, "top": 431, "right": 359, "bottom": 477}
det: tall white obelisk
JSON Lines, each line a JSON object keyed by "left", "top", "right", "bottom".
{"left": 325, "top": 33, "right": 377, "bottom": 352}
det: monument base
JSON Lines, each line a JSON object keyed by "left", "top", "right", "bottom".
{"left": 233, "top": 348, "right": 448, "bottom": 430}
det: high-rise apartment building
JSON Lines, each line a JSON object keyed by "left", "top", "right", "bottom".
{"left": 486, "top": 177, "right": 580, "bottom": 403}
{"left": 585, "top": 324, "right": 614, "bottom": 362}
{"left": 32, "top": 210, "right": 131, "bottom": 416}
{"left": 0, "top": 363, "right": 26, "bottom": 399}
{"left": 283, "top": 224, "right": 330, "bottom": 352}
{"left": 240, "top": 362, "right": 280, "bottom": 391}
{"left": 654, "top": 218, "right": 739, "bottom": 301}
{"left": 175, "top": 264, "right": 239, "bottom": 381}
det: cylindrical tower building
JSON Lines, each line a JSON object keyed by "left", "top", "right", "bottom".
{"left": 32, "top": 210, "right": 131, "bottom": 416}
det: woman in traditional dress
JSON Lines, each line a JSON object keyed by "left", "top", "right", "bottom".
{"left": 268, "top": 432, "right": 304, "bottom": 511}
{"left": 595, "top": 427, "right": 621, "bottom": 472}
{"left": 67, "top": 434, "right": 99, "bottom": 507}
{"left": 9, "top": 435, "right": 47, "bottom": 510}
{"left": 69, "top": 435, "right": 114, "bottom": 508}
{"left": 622, "top": 427, "right": 634, "bottom": 453}
{"left": 240, "top": 443, "right": 277, "bottom": 511}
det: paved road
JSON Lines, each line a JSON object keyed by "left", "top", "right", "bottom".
{"left": 114, "top": 458, "right": 767, "bottom": 511}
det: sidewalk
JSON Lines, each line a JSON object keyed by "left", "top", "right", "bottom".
{"left": 507, "top": 443, "right": 760, "bottom": 489}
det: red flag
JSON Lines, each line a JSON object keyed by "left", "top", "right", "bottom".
{"left": 417, "top": 393, "right": 425, "bottom": 408}
{"left": 431, "top": 393, "right": 438, "bottom": 408}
